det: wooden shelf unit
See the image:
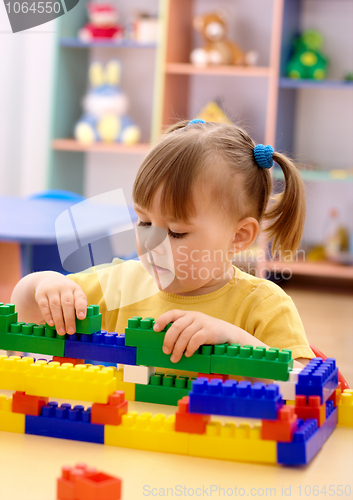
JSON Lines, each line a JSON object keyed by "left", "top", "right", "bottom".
{"left": 155, "top": 0, "right": 353, "bottom": 282}
{"left": 157, "top": 0, "right": 284, "bottom": 144}
{"left": 165, "top": 63, "right": 272, "bottom": 78}
{"left": 279, "top": 77, "right": 353, "bottom": 90}
{"left": 52, "top": 139, "right": 151, "bottom": 154}
{"left": 48, "top": 0, "right": 352, "bottom": 281}
{"left": 263, "top": 260, "right": 353, "bottom": 281}
{"left": 48, "top": 0, "right": 160, "bottom": 194}
{"left": 274, "top": 0, "right": 353, "bottom": 281}
{"left": 272, "top": 168, "right": 353, "bottom": 183}
{"left": 59, "top": 37, "right": 157, "bottom": 49}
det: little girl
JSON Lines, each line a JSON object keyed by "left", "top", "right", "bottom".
{"left": 12, "top": 120, "right": 314, "bottom": 367}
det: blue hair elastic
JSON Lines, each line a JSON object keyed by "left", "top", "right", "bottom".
{"left": 188, "top": 119, "right": 205, "bottom": 126}
{"left": 253, "top": 144, "right": 274, "bottom": 169}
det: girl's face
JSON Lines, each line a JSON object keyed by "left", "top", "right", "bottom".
{"left": 134, "top": 185, "right": 239, "bottom": 296}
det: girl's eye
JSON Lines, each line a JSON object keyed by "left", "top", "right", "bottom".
{"left": 137, "top": 220, "right": 187, "bottom": 238}
{"left": 137, "top": 221, "right": 186, "bottom": 239}
{"left": 168, "top": 229, "right": 187, "bottom": 239}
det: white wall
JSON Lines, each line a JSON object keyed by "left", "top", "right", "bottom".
{"left": 0, "top": 4, "right": 56, "bottom": 196}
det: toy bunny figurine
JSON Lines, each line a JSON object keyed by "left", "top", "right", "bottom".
{"left": 74, "top": 60, "right": 141, "bottom": 145}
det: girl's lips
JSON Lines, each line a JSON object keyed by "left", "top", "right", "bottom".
{"left": 153, "top": 264, "right": 171, "bottom": 273}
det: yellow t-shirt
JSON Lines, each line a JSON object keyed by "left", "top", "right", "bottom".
{"left": 68, "top": 259, "right": 314, "bottom": 360}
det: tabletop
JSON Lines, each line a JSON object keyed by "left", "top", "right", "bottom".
{"left": 0, "top": 195, "right": 137, "bottom": 244}
{"left": 0, "top": 400, "right": 352, "bottom": 500}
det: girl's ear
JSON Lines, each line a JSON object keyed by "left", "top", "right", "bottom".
{"left": 232, "top": 217, "right": 259, "bottom": 252}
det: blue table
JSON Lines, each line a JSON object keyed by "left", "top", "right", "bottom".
{"left": 0, "top": 195, "right": 137, "bottom": 278}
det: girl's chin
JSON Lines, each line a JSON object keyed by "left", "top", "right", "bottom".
{"left": 158, "top": 280, "right": 199, "bottom": 296}
{"left": 157, "top": 279, "right": 182, "bottom": 294}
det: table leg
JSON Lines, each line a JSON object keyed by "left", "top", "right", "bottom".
{"left": 21, "top": 243, "right": 33, "bottom": 276}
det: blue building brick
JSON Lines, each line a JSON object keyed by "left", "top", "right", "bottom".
{"left": 25, "top": 402, "right": 104, "bottom": 443}
{"left": 295, "top": 358, "right": 339, "bottom": 403}
{"left": 277, "top": 402, "right": 338, "bottom": 465}
{"left": 64, "top": 331, "right": 137, "bottom": 365}
{"left": 189, "top": 378, "right": 283, "bottom": 420}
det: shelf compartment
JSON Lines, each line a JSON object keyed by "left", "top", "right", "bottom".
{"left": 52, "top": 139, "right": 151, "bottom": 154}
{"left": 166, "top": 63, "right": 272, "bottom": 78}
{"left": 265, "top": 260, "right": 353, "bottom": 280}
{"left": 60, "top": 38, "right": 157, "bottom": 49}
{"left": 279, "top": 77, "right": 353, "bottom": 89}
{"left": 273, "top": 168, "right": 353, "bottom": 182}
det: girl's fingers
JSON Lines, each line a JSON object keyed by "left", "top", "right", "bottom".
{"left": 61, "top": 292, "right": 77, "bottom": 335}
{"left": 169, "top": 324, "right": 200, "bottom": 363}
{"left": 37, "top": 295, "right": 54, "bottom": 326}
{"left": 162, "top": 315, "right": 194, "bottom": 355}
{"left": 154, "top": 309, "right": 185, "bottom": 332}
{"left": 73, "top": 289, "right": 87, "bottom": 321}
{"left": 184, "top": 330, "right": 207, "bottom": 357}
{"left": 48, "top": 294, "right": 66, "bottom": 335}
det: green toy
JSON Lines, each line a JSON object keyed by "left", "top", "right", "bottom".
{"left": 286, "top": 30, "right": 328, "bottom": 80}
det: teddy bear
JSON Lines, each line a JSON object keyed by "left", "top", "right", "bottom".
{"left": 190, "top": 11, "right": 258, "bottom": 67}
{"left": 74, "top": 60, "right": 141, "bottom": 145}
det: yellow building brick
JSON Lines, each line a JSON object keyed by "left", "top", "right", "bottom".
{"left": 0, "top": 395, "right": 25, "bottom": 433}
{"left": 105, "top": 412, "right": 189, "bottom": 455}
{"left": 189, "top": 421, "right": 277, "bottom": 464}
{"left": 0, "top": 355, "right": 36, "bottom": 391}
{"left": 338, "top": 390, "right": 353, "bottom": 427}
{"left": 26, "top": 362, "right": 117, "bottom": 404}
{"left": 115, "top": 366, "right": 135, "bottom": 401}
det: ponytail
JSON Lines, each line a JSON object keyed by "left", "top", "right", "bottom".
{"left": 263, "top": 152, "right": 306, "bottom": 257}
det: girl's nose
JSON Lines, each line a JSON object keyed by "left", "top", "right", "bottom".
{"left": 138, "top": 226, "right": 168, "bottom": 252}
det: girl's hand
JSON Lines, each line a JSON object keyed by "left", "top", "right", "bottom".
{"left": 34, "top": 273, "right": 87, "bottom": 335}
{"left": 153, "top": 309, "right": 246, "bottom": 363}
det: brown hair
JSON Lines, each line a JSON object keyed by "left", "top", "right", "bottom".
{"left": 133, "top": 120, "right": 305, "bottom": 256}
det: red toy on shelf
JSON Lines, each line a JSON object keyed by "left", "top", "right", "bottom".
{"left": 78, "top": 3, "right": 124, "bottom": 42}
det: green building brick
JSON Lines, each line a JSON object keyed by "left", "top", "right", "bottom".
{"left": 125, "top": 316, "right": 172, "bottom": 349}
{"left": 0, "top": 303, "right": 18, "bottom": 333}
{"left": 0, "top": 322, "right": 65, "bottom": 356}
{"left": 75, "top": 304, "right": 102, "bottom": 334}
{"left": 210, "top": 344, "right": 293, "bottom": 381}
{"left": 135, "top": 373, "right": 195, "bottom": 406}
{"left": 136, "top": 345, "right": 212, "bottom": 374}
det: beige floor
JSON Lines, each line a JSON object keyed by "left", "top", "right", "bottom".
{"left": 283, "top": 284, "right": 353, "bottom": 387}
